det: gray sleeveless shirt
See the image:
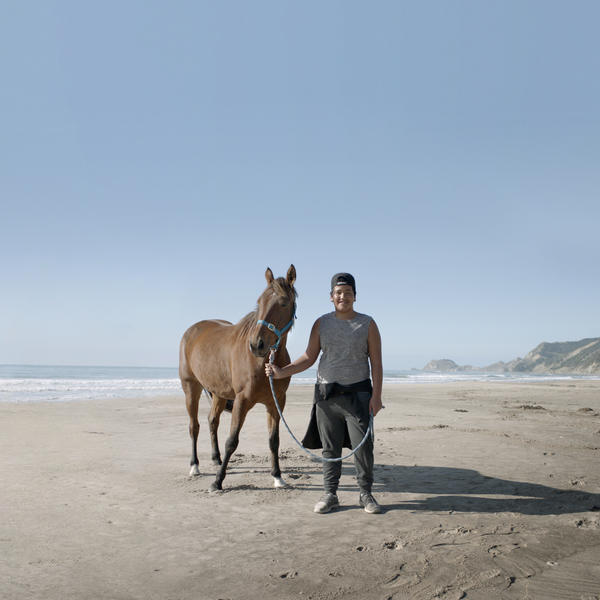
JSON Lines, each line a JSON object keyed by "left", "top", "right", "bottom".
{"left": 317, "top": 312, "right": 372, "bottom": 385}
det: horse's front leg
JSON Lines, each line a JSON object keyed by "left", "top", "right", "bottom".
{"left": 210, "top": 395, "right": 249, "bottom": 492}
{"left": 267, "top": 399, "right": 287, "bottom": 488}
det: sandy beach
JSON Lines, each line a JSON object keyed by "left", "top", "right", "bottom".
{"left": 2, "top": 381, "right": 600, "bottom": 600}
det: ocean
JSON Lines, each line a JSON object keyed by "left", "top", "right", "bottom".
{"left": 1, "top": 364, "right": 598, "bottom": 404}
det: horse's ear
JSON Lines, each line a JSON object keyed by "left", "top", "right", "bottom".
{"left": 286, "top": 264, "right": 296, "bottom": 286}
{"left": 265, "top": 267, "right": 274, "bottom": 284}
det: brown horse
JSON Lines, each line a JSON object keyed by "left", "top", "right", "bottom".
{"left": 179, "top": 265, "right": 297, "bottom": 491}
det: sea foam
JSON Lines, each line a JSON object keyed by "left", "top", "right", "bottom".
{"left": 1, "top": 365, "right": 598, "bottom": 403}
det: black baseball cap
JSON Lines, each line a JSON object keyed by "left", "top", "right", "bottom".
{"left": 330, "top": 272, "right": 356, "bottom": 295}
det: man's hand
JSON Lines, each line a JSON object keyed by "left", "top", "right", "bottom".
{"left": 369, "top": 394, "right": 383, "bottom": 416}
{"left": 265, "top": 363, "right": 284, "bottom": 379}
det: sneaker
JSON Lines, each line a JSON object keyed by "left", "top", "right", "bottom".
{"left": 313, "top": 493, "right": 340, "bottom": 514}
{"left": 359, "top": 492, "right": 382, "bottom": 514}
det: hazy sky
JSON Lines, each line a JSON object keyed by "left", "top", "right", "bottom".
{"left": 2, "top": 1, "right": 599, "bottom": 369}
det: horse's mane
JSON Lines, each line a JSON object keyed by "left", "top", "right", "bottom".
{"left": 238, "top": 311, "right": 259, "bottom": 337}
{"left": 237, "top": 277, "right": 297, "bottom": 338}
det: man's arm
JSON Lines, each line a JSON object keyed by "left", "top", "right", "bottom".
{"left": 265, "top": 319, "right": 321, "bottom": 379}
{"left": 368, "top": 320, "right": 383, "bottom": 416}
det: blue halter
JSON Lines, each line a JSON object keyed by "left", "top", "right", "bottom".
{"left": 257, "top": 309, "right": 296, "bottom": 352}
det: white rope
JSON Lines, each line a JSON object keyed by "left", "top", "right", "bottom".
{"left": 267, "top": 352, "right": 374, "bottom": 463}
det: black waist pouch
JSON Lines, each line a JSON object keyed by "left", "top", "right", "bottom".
{"left": 301, "top": 379, "right": 372, "bottom": 449}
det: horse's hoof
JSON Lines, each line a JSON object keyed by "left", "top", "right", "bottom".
{"left": 211, "top": 457, "right": 222, "bottom": 466}
{"left": 189, "top": 464, "right": 200, "bottom": 477}
{"left": 273, "top": 476, "right": 288, "bottom": 489}
{"left": 209, "top": 481, "right": 222, "bottom": 492}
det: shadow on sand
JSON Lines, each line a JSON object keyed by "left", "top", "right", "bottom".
{"left": 376, "top": 463, "right": 600, "bottom": 515}
{"left": 269, "top": 462, "right": 600, "bottom": 515}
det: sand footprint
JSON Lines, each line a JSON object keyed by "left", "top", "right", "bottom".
{"left": 382, "top": 540, "right": 403, "bottom": 550}
{"left": 570, "top": 477, "right": 586, "bottom": 487}
{"left": 381, "top": 572, "right": 421, "bottom": 589}
{"left": 575, "top": 517, "right": 600, "bottom": 529}
{"left": 487, "top": 543, "right": 520, "bottom": 557}
{"left": 278, "top": 570, "right": 298, "bottom": 579}
{"left": 432, "top": 589, "right": 466, "bottom": 600}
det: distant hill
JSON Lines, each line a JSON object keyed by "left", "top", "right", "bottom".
{"left": 424, "top": 337, "right": 600, "bottom": 375}
{"left": 510, "top": 338, "right": 600, "bottom": 374}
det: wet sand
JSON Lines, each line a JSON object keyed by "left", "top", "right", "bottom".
{"left": 2, "top": 381, "right": 600, "bottom": 599}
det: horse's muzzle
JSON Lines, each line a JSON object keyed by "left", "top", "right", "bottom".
{"left": 249, "top": 338, "right": 269, "bottom": 357}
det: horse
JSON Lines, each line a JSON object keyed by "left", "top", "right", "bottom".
{"left": 179, "top": 265, "right": 297, "bottom": 491}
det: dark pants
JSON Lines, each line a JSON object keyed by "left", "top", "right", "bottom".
{"left": 315, "top": 391, "right": 373, "bottom": 495}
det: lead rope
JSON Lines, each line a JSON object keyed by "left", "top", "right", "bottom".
{"left": 267, "top": 350, "right": 374, "bottom": 462}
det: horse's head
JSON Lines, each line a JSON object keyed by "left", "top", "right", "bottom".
{"left": 249, "top": 264, "right": 297, "bottom": 358}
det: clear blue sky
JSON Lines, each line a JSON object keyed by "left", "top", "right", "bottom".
{"left": 2, "top": 1, "right": 599, "bottom": 369}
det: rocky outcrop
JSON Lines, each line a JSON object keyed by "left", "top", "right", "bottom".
{"left": 424, "top": 337, "right": 600, "bottom": 374}
{"left": 423, "top": 359, "right": 460, "bottom": 371}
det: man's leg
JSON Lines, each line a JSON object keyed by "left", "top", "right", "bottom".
{"left": 343, "top": 392, "right": 374, "bottom": 493}
{"left": 315, "top": 397, "right": 347, "bottom": 494}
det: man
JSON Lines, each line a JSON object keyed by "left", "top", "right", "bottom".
{"left": 265, "top": 272, "right": 383, "bottom": 513}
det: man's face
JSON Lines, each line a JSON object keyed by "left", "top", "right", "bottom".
{"left": 331, "top": 284, "right": 355, "bottom": 312}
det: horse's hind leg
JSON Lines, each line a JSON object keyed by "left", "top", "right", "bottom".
{"left": 208, "top": 395, "right": 229, "bottom": 466}
{"left": 210, "top": 395, "right": 250, "bottom": 492}
{"left": 267, "top": 400, "right": 287, "bottom": 488}
{"left": 182, "top": 377, "right": 202, "bottom": 476}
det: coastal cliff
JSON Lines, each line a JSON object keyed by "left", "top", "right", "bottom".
{"left": 424, "top": 337, "right": 600, "bottom": 375}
